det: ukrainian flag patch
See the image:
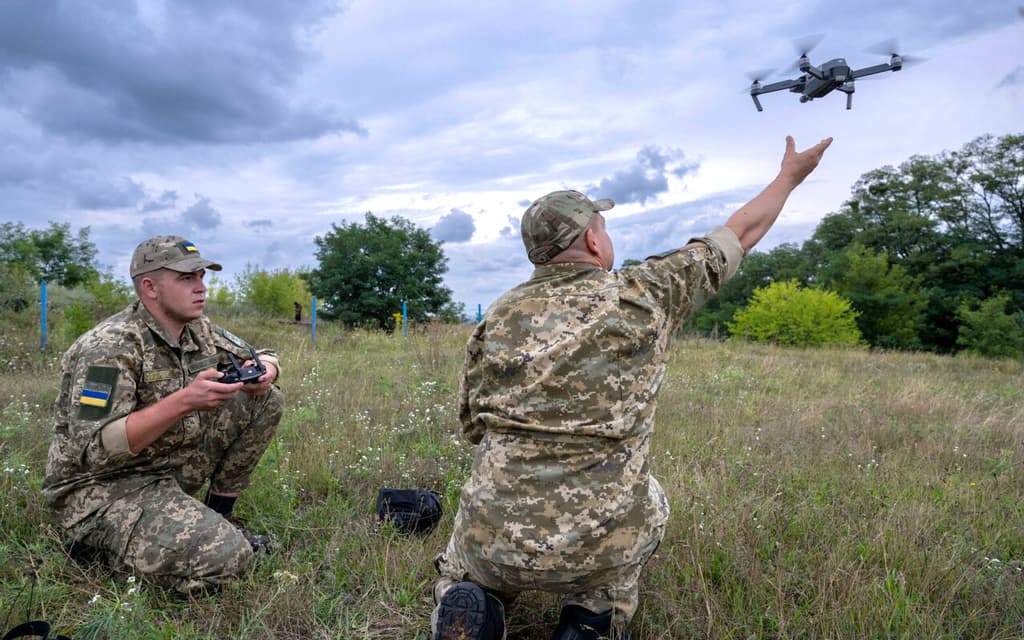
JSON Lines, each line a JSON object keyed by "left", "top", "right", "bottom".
{"left": 181, "top": 241, "right": 198, "bottom": 253}
{"left": 78, "top": 366, "right": 119, "bottom": 420}
{"left": 80, "top": 384, "right": 111, "bottom": 407}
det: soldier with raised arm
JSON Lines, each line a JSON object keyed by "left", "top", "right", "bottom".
{"left": 431, "top": 136, "right": 833, "bottom": 640}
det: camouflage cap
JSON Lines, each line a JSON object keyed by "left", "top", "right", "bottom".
{"left": 129, "top": 236, "right": 223, "bottom": 278}
{"left": 520, "top": 190, "right": 614, "bottom": 264}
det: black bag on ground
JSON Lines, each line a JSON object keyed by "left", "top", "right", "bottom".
{"left": 375, "top": 488, "right": 443, "bottom": 534}
{"left": 1, "top": 621, "right": 71, "bottom": 640}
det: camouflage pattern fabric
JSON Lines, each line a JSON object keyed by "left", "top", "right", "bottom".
{"left": 129, "top": 235, "right": 222, "bottom": 278}
{"left": 43, "top": 301, "right": 283, "bottom": 591}
{"left": 436, "top": 226, "right": 742, "bottom": 623}
{"left": 68, "top": 478, "right": 255, "bottom": 593}
{"left": 520, "top": 190, "right": 614, "bottom": 264}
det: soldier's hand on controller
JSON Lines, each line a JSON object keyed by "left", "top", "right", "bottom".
{"left": 240, "top": 360, "right": 277, "bottom": 397}
{"left": 187, "top": 368, "right": 243, "bottom": 409}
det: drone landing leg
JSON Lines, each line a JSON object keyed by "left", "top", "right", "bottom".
{"left": 846, "top": 93, "right": 852, "bottom": 110}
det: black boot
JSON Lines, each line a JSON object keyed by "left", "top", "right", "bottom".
{"left": 551, "top": 605, "right": 632, "bottom": 640}
{"left": 433, "top": 581, "right": 506, "bottom": 640}
{"left": 225, "top": 514, "right": 276, "bottom": 554}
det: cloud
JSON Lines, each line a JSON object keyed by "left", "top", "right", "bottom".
{"left": 499, "top": 215, "right": 520, "bottom": 240}
{"left": 73, "top": 177, "right": 145, "bottom": 210}
{"left": 588, "top": 146, "right": 699, "bottom": 206}
{"left": 181, "top": 196, "right": 222, "bottom": 230}
{"left": 140, "top": 189, "right": 178, "bottom": 212}
{"left": 246, "top": 219, "right": 275, "bottom": 230}
{"left": 608, "top": 188, "right": 757, "bottom": 264}
{"left": 430, "top": 208, "right": 476, "bottom": 243}
{"left": 0, "top": 1, "right": 365, "bottom": 145}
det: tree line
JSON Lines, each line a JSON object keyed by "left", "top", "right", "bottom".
{"left": 0, "top": 214, "right": 466, "bottom": 332}
{"left": 3, "top": 132, "right": 1021, "bottom": 355}
{"left": 687, "top": 132, "right": 1024, "bottom": 358}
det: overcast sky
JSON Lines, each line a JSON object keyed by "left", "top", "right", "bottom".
{"left": 1, "top": 1, "right": 1021, "bottom": 316}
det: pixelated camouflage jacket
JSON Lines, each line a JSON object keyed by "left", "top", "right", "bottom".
{"left": 452, "top": 228, "right": 741, "bottom": 572}
{"left": 42, "top": 301, "right": 278, "bottom": 528}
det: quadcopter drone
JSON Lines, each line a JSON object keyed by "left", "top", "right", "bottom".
{"left": 748, "top": 37, "right": 919, "bottom": 111}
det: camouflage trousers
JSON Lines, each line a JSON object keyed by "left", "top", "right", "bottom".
{"left": 68, "top": 387, "right": 283, "bottom": 593}
{"left": 433, "top": 480, "right": 667, "bottom": 628}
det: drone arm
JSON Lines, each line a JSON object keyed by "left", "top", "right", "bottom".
{"left": 803, "top": 65, "right": 825, "bottom": 80}
{"left": 755, "top": 79, "right": 801, "bottom": 94}
{"left": 851, "top": 63, "right": 894, "bottom": 79}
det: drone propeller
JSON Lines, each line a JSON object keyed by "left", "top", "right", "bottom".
{"left": 745, "top": 68, "right": 776, "bottom": 83}
{"left": 792, "top": 33, "right": 824, "bottom": 57}
{"left": 864, "top": 38, "right": 927, "bottom": 67}
{"left": 783, "top": 34, "right": 824, "bottom": 73}
{"left": 742, "top": 68, "right": 776, "bottom": 92}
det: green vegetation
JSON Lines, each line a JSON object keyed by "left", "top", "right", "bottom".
{"left": 957, "top": 293, "right": 1024, "bottom": 358}
{"left": 2, "top": 309, "right": 1022, "bottom": 639}
{"left": 0, "top": 222, "right": 100, "bottom": 288}
{"left": 691, "top": 131, "right": 1024, "bottom": 356}
{"left": 727, "top": 280, "right": 863, "bottom": 348}
{"left": 305, "top": 213, "right": 465, "bottom": 329}
{"left": 234, "top": 266, "right": 313, "bottom": 319}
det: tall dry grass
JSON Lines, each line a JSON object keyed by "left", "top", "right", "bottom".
{"left": 1, "top": 310, "right": 1021, "bottom": 639}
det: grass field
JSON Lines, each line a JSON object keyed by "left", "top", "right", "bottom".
{"left": 1, "top": 309, "right": 1022, "bottom": 639}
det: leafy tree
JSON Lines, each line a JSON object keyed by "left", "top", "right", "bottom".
{"left": 305, "top": 213, "right": 455, "bottom": 328}
{"left": 956, "top": 294, "right": 1024, "bottom": 359}
{"left": 802, "top": 132, "right": 1023, "bottom": 352}
{"left": 235, "top": 266, "right": 311, "bottom": 318}
{"left": 0, "top": 222, "right": 99, "bottom": 286}
{"left": 824, "top": 245, "right": 927, "bottom": 349}
{"left": 727, "top": 280, "right": 862, "bottom": 348}
{"left": 435, "top": 300, "right": 469, "bottom": 324}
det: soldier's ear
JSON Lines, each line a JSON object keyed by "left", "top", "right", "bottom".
{"left": 138, "top": 273, "right": 160, "bottom": 299}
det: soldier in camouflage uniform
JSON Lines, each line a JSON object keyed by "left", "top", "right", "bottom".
{"left": 43, "top": 236, "right": 284, "bottom": 594}
{"left": 432, "top": 136, "right": 833, "bottom": 640}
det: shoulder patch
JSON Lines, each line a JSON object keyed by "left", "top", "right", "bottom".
{"left": 78, "top": 366, "right": 118, "bottom": 420}
{"left": 216, "top": 327, "right": 251, "bottom": 350}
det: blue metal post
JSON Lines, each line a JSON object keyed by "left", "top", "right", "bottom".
{"left": 477, "top": 303, "right": 482, "bottom": 323}
{"left": 40, "top": 280, "right": 47, "bottom": 350}
{"left": 311, "top": 296, "right": 317, "bottom": 348}
{"left": 402, "top": 299, "right": 408, "bottom": 338}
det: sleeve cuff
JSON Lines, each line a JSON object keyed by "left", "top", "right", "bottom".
{"left": 689, "top": 225, "right": 744, "bottom": 282}
{"left": 259, "top": 353, "right": 281, "bottom": 382}
{"left": 100, "top": 416, "right": 132, "bottom": 455}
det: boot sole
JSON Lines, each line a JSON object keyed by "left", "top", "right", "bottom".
{"left": 434, "top": 582, "right": 490, "bottom": 640}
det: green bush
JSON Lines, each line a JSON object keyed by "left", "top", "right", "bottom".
{"left": 85, "top": 273, "right": 134, "bottom": 316}
{"left": 727, "top": 280, "right": 863, "bottom": 347}
{"left": 956, "top": 294, "right": 1024, "bottom": 359}
{"left": 206, "top": 274, "right": 237, "bottom": 308}
{"left": 234, "top": 265, "right": 311, "bottom": 318}
{"left": 60, "top": 302, "right": 95, "bottom": 346}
